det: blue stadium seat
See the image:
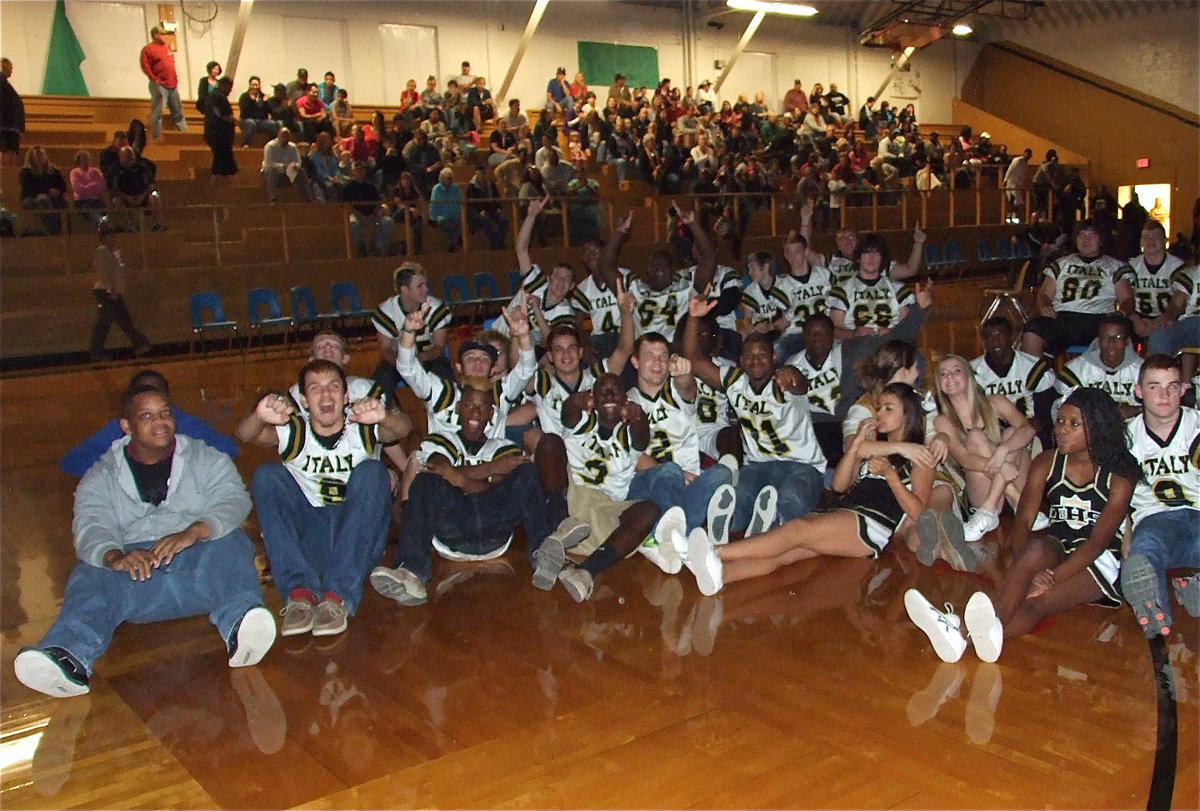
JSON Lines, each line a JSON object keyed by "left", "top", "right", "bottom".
{"left": 246, "top": 287, "right": 292, "bottom": 352}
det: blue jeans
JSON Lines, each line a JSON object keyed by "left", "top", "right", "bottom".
{"left": 628, "top": 463, "right": 686, "bottom": 516}
{"left": 607, "top": 157, "right": 629, "bottom": 183}
{"left": 148, "top": 82, "right": 187, "bottom": 139}
{"left": 431, "top": 216, "right": 461, "bottom": 250}
{"left": 395, "top": 464, "right": 553, "bottom": 582}
{"left": 252, "top": 460, "right": 391, "bottom": 613}
{"left": 1147, "top": 317, "right": 1200, "bottom": 356}
{"left": 349, "top": 211, "right": 395, "bottom": 255}
{"left": 1130, "top": 508, "right": 1200, "bottom": 625}
{"left": 39, "top": 530, "right": 263, "bottom": 672}
{"left": 733, "top": 460, "right": 823, "bottom": 531}
{"left": 241, "top": 118, "right": 279, "bottom": 147}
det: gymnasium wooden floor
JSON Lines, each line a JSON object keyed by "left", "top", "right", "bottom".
{"left": 1, "top": 347, "right": 1196, "bottom": 810}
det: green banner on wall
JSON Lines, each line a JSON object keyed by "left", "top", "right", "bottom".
{"left": 577, "top": 41, "right": 659, "bottom": 91}
{"left": 43, "top": 0, "right": 89, "bottom": 96}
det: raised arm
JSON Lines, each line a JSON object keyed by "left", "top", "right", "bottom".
{"left": 598, "top": 209, "right": 633, "bottom": 292}
{"left": 681, "top": 293, "right": 724, "bottom": 390}
{"left": 676, "top": 201, "right": 716, "bottom": 295}
{"left": 606, "top": 277, "right": 637, "bottom": 375}
{"left": 890, "top": 222, "right": 926, "bottom": 280}
{"left": 516, "top": 194, "right": 549, "bottom": 274}
{"left": 347, "top": 396, "right": 412, "bottom": 444}
{"left": 236, "top": 393, "right": 294, "bottom": 447}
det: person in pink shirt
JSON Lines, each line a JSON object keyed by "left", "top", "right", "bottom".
{"left": 70, "top": 150, "right": 108, "bottom": 227}
{"left": 138, "top": 26, "right": 187, "bottom": 140}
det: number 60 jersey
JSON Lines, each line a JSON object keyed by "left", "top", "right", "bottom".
{"left": 1126, "top": 406, "right": 1200, "bottom": 528}
{"left": 1045, "top": 253, "right": 1133, "bottom": 315}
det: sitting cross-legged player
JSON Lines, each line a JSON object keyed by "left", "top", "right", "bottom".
{"left": 15, "top": 383, "right": 275, "bottom": 698}
{"left": 369, "top": 380, "right": 590, "bottom": 606}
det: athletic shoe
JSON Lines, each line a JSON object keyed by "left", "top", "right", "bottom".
{"left": 906, "top": 662, "right": 964, "bottom": 726}
{"left": 964, "top": 591, "right": 1004, "bottom": 663}
{"left": 14, "top": 647, "right": 90, "bottom": 698}
{"left": 1031, "top": 511, "right": 1051, "bottom": 532}
{"left": 716, "top": 453, "right": 740, "bottom": 487}
{"left": 640, "top": 507, "right": 685, "bottom": 574}
{"left": 532, "top": 537, "right": 567, "bottom": 589}
{"left": 311, "top": 599, "right": 348, "bottom": 637}
{"left": 915, "top": 510, "right": 941, "bottom": 566}
{"left": 279, "top": 598, "right": 316, "bottom": 636}
{"left": 558, "top": 566, "right": 594, "bottom": 602}
{"left": 937, "top": 511, "right": 978, "bottom": 572}
{"left": 962, "top": 509, "right": 1000, "bottom": 542}
{"left": 547, "top": 515, "right": 591, "bottom": 551}
{"left": 1174, "top": 573, "right": 1200, "bottom": 618}
{"left": 685, "top": 527, "right": 724, "bottom": 596}
{"left": 370, "top": 565, "right": 428, "bottom": 606}
{"left": 904, "top": 589, "right": 967, "bottom": 663}
{"left": 227, "top": 606, "right": 277, "bottom": 667}
{"left": 745, "top": 485, "right": 778, "bottom": 537}
{"left": 1121, "top": 552, "right": 1171, "bottom": 637}
{"left": 707, "top": 484, "right": 736, "bottom": 546}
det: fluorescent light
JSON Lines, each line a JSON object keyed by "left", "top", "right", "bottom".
{"left": 726, "top": 0, "right": 819, "bottom": 17}
{"left": 951, "top": 23, "right": 973, "bottom": 35}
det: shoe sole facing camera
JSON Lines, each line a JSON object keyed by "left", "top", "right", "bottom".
{"left": 14, "top": 649, "right": 90, "bottom": 698}
{"left": 1121, "top": 553, "right": 1171, "bottom": 637}
{"left": 964, "top": 591, "right": 1003, "bottom": 663}
{"left": 745, "top": 485, "right": 778, "bottom": 537}
{"left": 559, "top": 568, "right": 593, "bottom": 602}
{"left": 938, "top": 511, "right": 978, "bottom": 572}
{"left": 550, "top": 517, "right": 591, "bottom": 550}
{"left": 686, "top": 527, "right": 723, "bottom": 597}
{"left": 707, "top": 484, "right": 736, "bottom": 546}
{"left": 904, "top": 589, "right": 966, "bottom": 664}
{"left": 644, "top": 507, "right": 685, "bottom": 574}
{"left": 532, "top": 538, "right": 566, "bottom": 590}
{"left": 229, "top": 606, "right": 278, "bottom": 668}
{"left": 915, "top": 510, "right": 941, "bottom": 566}
{"left": 370, "top": 566, "right": 428, "bottom": 606}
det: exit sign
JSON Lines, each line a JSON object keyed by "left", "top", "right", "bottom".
{"left": 1137, "top": 158, "right": 1151, "bottom": 168}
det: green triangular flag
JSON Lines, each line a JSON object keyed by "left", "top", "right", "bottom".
{"left": 42, "top": 0, "right": 89, "bottom": 96}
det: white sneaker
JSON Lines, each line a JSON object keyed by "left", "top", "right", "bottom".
{"left": 745, "top": 485, "right": 778, "bottom": 537}
{"left": 716, "top": 453, "right": 740, "bottom": 487}
{"left": 227, "top": 606, "right": 277, "bottom": 668}
{"left": 962, "top": 509, "right": 1000, "bottom": 542}
{"left": 904, "top": 589, "right": 967, "bottom": 663}
{"left": 707, "top": 484, "right": 736, "bottom": 546}
{"left": 532, "top": 537, "right": 566, "bottom": 589}
{"left": 640, "top": 507, "right": 685, "bottom": 574}
{"left": 964, "top": 591, "right": 1004, "bottom": 662}
{"left": 370, "top": 565, "right": 428, "bottom": 606}
{"left": 685, "top": 527, "right": 724, "bottom": 596}
{"left": 1031, "top": 511, "right": 1050, "bottom": 532}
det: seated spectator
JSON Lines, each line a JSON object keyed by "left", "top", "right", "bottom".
{"left": 465, "top": 76, "right": 495, "bottom": 133}
{"left": 69, "top": 150, "right": 108, "bottom": 227}
{"left": 541, "top": 148, "right": 576, "bottom": 196}
{"left": 266, "top": 82, "right": 297, "bottom": 132}
{"left": 98, "top": 131, "right": 128, "bottom": 189}
{"left": 237, "top": 362, "right": 411, "bottom": 638}
{"left": 285, "top": 68, "right": 308, "bottom": 101}
{"left": 1021, "top": 220, "right": 1134, "bottom": 358}
{"left": 15, "top": 381, "right": 275, "bottom": 698}
{"left": 237, "top": 75, "right": 279, "bottom": 148}
{"left": 972, "top": 315, "right": 1056, "bottom": 435}
{"left": 339, "top": 123, "right": 374, "bottom": 165}
{"left": 401, "top": 128, "right": 442, "bottom": 196}
{"left": 1128, "top": 221, "right": 1186, "bottom": 339}
{"left": 489, "top": 117, "right": 518, "bottom": 167}
{"left": 534, "top": 133, "right": 562, "bottom": 176}
{"left": 532, "top": 108, "right": 558, "bottom": 146}
{"left": 111, "top": 146, "right": 164, "bottom": 231}
{"left": 345, "top": 161, "right": 394, "bottom": 257}
{"left": 330, "top": 88, "right": 353, "bottom": 137}
{"left": 419, "top": 75, "right": 442, "bottom": 120}
{"left": 494, "top": 144, "right": 528, "bottom": 198}
{"left": 260, "top": 128, "right": 314, "bottom": 203}
{"left": 19, "top": 144, "right": 67, "bottom": 234}
{"left": 294, "top": 83, "right": 333, "bottom": 144}
{"left": 565, "top": 163, "right": 600, "bottom": 245}
{"left": 317, "top": 71, "right": 339, "bottom": 108}
{"left": 605, "top": 117, "right": 636, "bottom": 183}
{"left": 398, "top": 77, "right": 420, "bottom": 123}
{"left": 566, "top": 130, "right": 589, "bottom": 170}
{"left": 307, "top": 131, "right": 343, "bottom": 202}
{"left": 465, "top": 167, "right": 507, "bottom": 250}
{"left": 429, "top": 168, "right": 464, "bottom": 251}
{"left": 443, "top": 79, "right": 466, "bottom": 133}
{"left": 390, "top": 171, "right": 425, "bottom": 255}
{"left": 60, "top": 370, "right": 234, "bottom": 477}
{"left": 419, "top": 108, "right": 450, "bottom": 151}
{"left": 546, "top": 66, "right": 572, "bottom": 112}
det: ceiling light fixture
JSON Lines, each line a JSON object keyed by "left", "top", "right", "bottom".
{"left": 951, "top": 23, "right": 973, "bottom": 35}
{"left": 726, "top": 0, "right": 818, "bottom": 17}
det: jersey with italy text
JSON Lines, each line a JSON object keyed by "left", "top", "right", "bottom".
{"left": 628, "top": 277, "right": 692, "bottom": 342}
{"left": 1126, "top": 407, "right": 1200, "bottom": 527}
{"left": 277, "top": 415, "right": 380, "bottom": 507}
{"left": 564, "top": 413, "right": 642, "bottom": 501}
{"left": 720, "top": 366, "right": 826, "bottom": 468}
{"left": 627, "top": 377, "right": 701, "bottom": 474}
{"left": 775, "top": 266, "right": 832, "bottom": 333}
{"left": 740, "top": 280, "right": 789, "bottom": 328}
{"left": 571, "top": 268, "right": 632, "bottom": 336}
{"left": 829, "top": 275, "right": 913, "bottom": 330}
{"left": 1044, "top": 253, "right": 1133, "bottom": 315}
{"left": 1128, "top": 253, "right": 1185, "bottom": 319}
{"left": 971, "top": 351, "right": 1054, "bottom": 419}
{"left": 397, "top": 344, "right": 535, "bottom": 440}
{"left": 1056, "top": 353, "right": 1142, "bottom": 409}
{"left": 788, "top": 342, "right": 843, "bottom": 417}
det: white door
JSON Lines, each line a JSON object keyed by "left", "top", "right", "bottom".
{"left": 65, "top": 1, "right": 148, "bottom": 98}
{"left": 378, "top": 24, "right": 439, "bottom": 110}
{"left": 720, "top": 51, "right": 776, "bottom": 109}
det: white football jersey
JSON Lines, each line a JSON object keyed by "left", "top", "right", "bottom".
{"left": 1127, "top": 407, "right": 1199, "bottom": 527}
{"left": 788, "top": 342, "right": 843, "bottom": 417}
{"left": 829, "top": 276, "right": 914, "bottom": 330}
{"left": 1056, "top": 352, "right": 1142, "bottom": 408}
{"left": 628, "top": 277, "right": 691, "bottom": 341}
{"left": 373, "top": 295, "right": 452, "bottom": 355}
{"left": 627, "top": 377, "right": 700, "bottom": 474}
{"left": 775, "top": 266, "right": 832, "bottom": 333}
{"left": 494, "top": 264, "right": 575, "bottom": 344}
{"left": 679, "top": 263, "right": 741, "bottom": 331}
{"left": 971, "top": 351, "right": 1055, "bottom": 419}
{"left": 740, "top": 280, "right": 788, "bottom": 327}
{"left": 571, "top": 269, "right": 632, "bottom": 336}
{"left": 1170, "top": 265, "right": 1200, "bottom": 318}
{"left": 721, "top": 366, "right": 826, "bottom": 468}
{"left": 531, "top": 361, "right": 605, "bottom": 437}
{"left": 277, "top": 416, "right": 381, "bottom": 507}
{"left": 1044, "top": 254, "right": 1133, "bottom": 315}
{"left": 397, "top": 344, "right": 536, "bottom": 439}
{"left": 1128, "top": 253, "right": 1185, "bottom": 318}
{"left": 416, "top": 430, "right": 523, "bottom": 468}
{"left": 696, "top": 357, "right": 735, "bottom": 459}
{"left": 564, "top": 413, "right": 643, "bottom": 500}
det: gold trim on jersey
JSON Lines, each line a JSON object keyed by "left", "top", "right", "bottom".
{"left": 280, "top": 414, "right": 306, "bottom": 462}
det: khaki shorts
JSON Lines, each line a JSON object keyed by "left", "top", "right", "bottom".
{"left": 567, "top": 482, "right": 639, "bottom": 557}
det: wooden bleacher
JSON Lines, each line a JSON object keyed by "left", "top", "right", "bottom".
{"left": 1, "top": 96, "right": 1026, "bottom": 366}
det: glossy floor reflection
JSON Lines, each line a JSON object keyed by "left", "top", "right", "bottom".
{"left": 1, "top": 356, "right": 1197, "bottom": 810}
